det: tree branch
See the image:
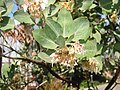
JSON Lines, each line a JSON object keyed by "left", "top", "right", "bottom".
{"left": 0, "top": 47, "right": 2, "bottom": 78}
{"left": 105, "top": 66, "right": 120, "bottom": 90}
{"left": 0, "top": 54, "right": 73, "bottom": 84}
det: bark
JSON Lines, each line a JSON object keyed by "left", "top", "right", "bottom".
{"left": 105, "top": 66, "right": 120, "bottom": 90}
{"left": 0, "top": 47, "right": 2, "bottom": 78}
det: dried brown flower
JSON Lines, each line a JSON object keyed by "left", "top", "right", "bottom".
{"left": 50, "top": 41, "right": 85, "bottom": 67}
{"left": 82, "top": 57, "right": 99, "bottom": 73}
{"left": 4, "top": 24, "right": 33, "bottom": 44}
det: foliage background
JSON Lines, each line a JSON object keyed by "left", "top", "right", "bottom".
{"left": 0, "top": 0, "right": 120, "bottom": 90}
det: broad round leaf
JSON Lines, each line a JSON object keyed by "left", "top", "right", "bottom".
{"left": 75, "top": 40, "right": 97, "bottom": 59}
{"left": 84, "top": 40, "right": 97, "bottom": 58}
{"left": 44, "top": 24, "right": 57, "bottom": 41}
{"left": 33, "top": 29, "right": 58, "bottom": 49}
{"left": 46, "top": 18, "right": 63, "bottom": 37}
{"left": 14, "top": 9, "right": 34, "bottom": 24}
{"left": 58, "top": 8, "right": 74, "bottom": 37}
{"left": 73, "top": 17, "right": 91, "bottom": 41}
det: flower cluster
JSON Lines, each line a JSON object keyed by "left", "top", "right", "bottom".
{"left": 72, "top": 41, "right": 85, "bottom": 54}
{"left": 21, "top": 0, "right": 48, "bottom": 18}
{"left": 82, "top": 57, "right": 99, "bottom": 73}
{"left": 50, "top": 41, "right": 85, "bottom": 67}
{"left": 59, "top": 1, "right": 73, "bottom": 11}
{"left": 4, "top": 24, "right": 33, "bottom": 43}
{"left": 110, "top": 11, "right": 118, "bottom": 22}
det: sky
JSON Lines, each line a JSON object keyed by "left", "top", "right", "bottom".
{"left": 1, "top": 1, "right": 19, "bottom": 62}
{"left": 8, "top": 1, "right": 18, "bottom": 17}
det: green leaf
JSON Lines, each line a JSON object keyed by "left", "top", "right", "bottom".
{"left": 96, "top": 44, "right": 103, "bottom": 55}
{"left": 75, "top": 40, "right": 97, "bottom": 59}
{"left": 113, "top": 0, "right": 120, "bottom": 9}
{"left": 80, "top": 0, "right": 94, "bottom": 11}
{"left": 109, "top": 59, "right": 116, "bottom": 66}
{"left": 73, "top": 17, "right": 91, "bottom": 41}
{"left": 89, "top": 4, "right": 97, "bottom": 9}
{"left": 115, "top": 51, "right": 120, "bottom": 59}
{"left": 66, "top": 35, "right": 74, "bottom": 43}
{"left": 0, "top": 17, "right": 14, "bottom": 30}
{"left": 0, "top": 7, "right": 6, "bottom": 14}
{"left": 2, "top": 63, "right": 10, "bottom": 77}
{"left": 4, "top": 0, "right": 14, "bottom": 16}
{"left": 55, "top": 35, "right": 65, "bottom": 48}
{"left": 100, "top": 0, "right": 112, "bottom": 10}
{"left": 46, "top": 18, "right": 63, "bottom": 37}
{"left": 0, "top": 0, "right": 4, "bottom": 7}
{"left": 14, "top": 9, "right": 34, "bottom": 24}
{"left": 112, "top": 0, "right": 118, "bottom": 4}
{"left": 44, "top": 24, "right": 57, "bottom": 41}
{"left": 33, "top": 29, "right": 58, "bottom": 49}
{"left": 38, "top": 52, "right": 52, "bottom": 63}
{"left": 58, "top": 8, "right": 74, "bottom": 37}
{"left": 84, "top": 40, "right": 97, "bottom": 58}
{"left": 46, "top": 0, "right": 56, "bottom": 7}
{"left": 43, "top": 7, "right": 49, "bottom": 18}
{"left": 49, "top": 4, "right": 61, "bottom": 17}
{"left": 95, "top": 56, "right": 103, "bottom": 72}
{"left": 16, "top": 0, "right": 25, "bottom": 5}
{"left": 93, "top": 30, "right": 101, "bottom": 43}
{"left": 114, "top": 42, "right": 120, "bottom": 52}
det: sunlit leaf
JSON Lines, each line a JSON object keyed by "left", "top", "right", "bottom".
{"left": 46, "top": 0, "right": 56, "bottom": 7}
{"left": 95, "top": 56, "right": 103, "bottom": 71}
{"left": 33, "top": 29, "right": 58, "bottom": 49}
{"left": 38, "top": 52, "right": 52, "bottom": 63}
{"left": 93, "top": 30, "right": 101, "bottom": 43}
{"left": 0, "top": 0, "right": 4, "bottom": 7}
{"left": 46, "top": 18, "right": 63, "bottom": 37}
{"left": 4, "top": 0, "right": 14, "bottom": 16}
{"left": 14, "top": 9, "right": 34, "bottom": 24}
{"left": 75, "top": 40, "right": 97, "bottom": 59}
{"left": 73, "top": 17, "right": 91, "bottom": 41}
{"left": 84, "top": 40, "right": 97, "bottom": 58}
{"left": 43, "top": 7, "right": 49, "bottom": 18}
{"left": 58, "top": 8, "right": 74, "bottom": 37}
{"left": 2, "top": 63, "right": 10, "bottom": 77}
{"left": 112, "top": 0, "right": 118, "bottom": 4}
{"left": 80, "top": 0, "right": 94, "bottom": 11}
